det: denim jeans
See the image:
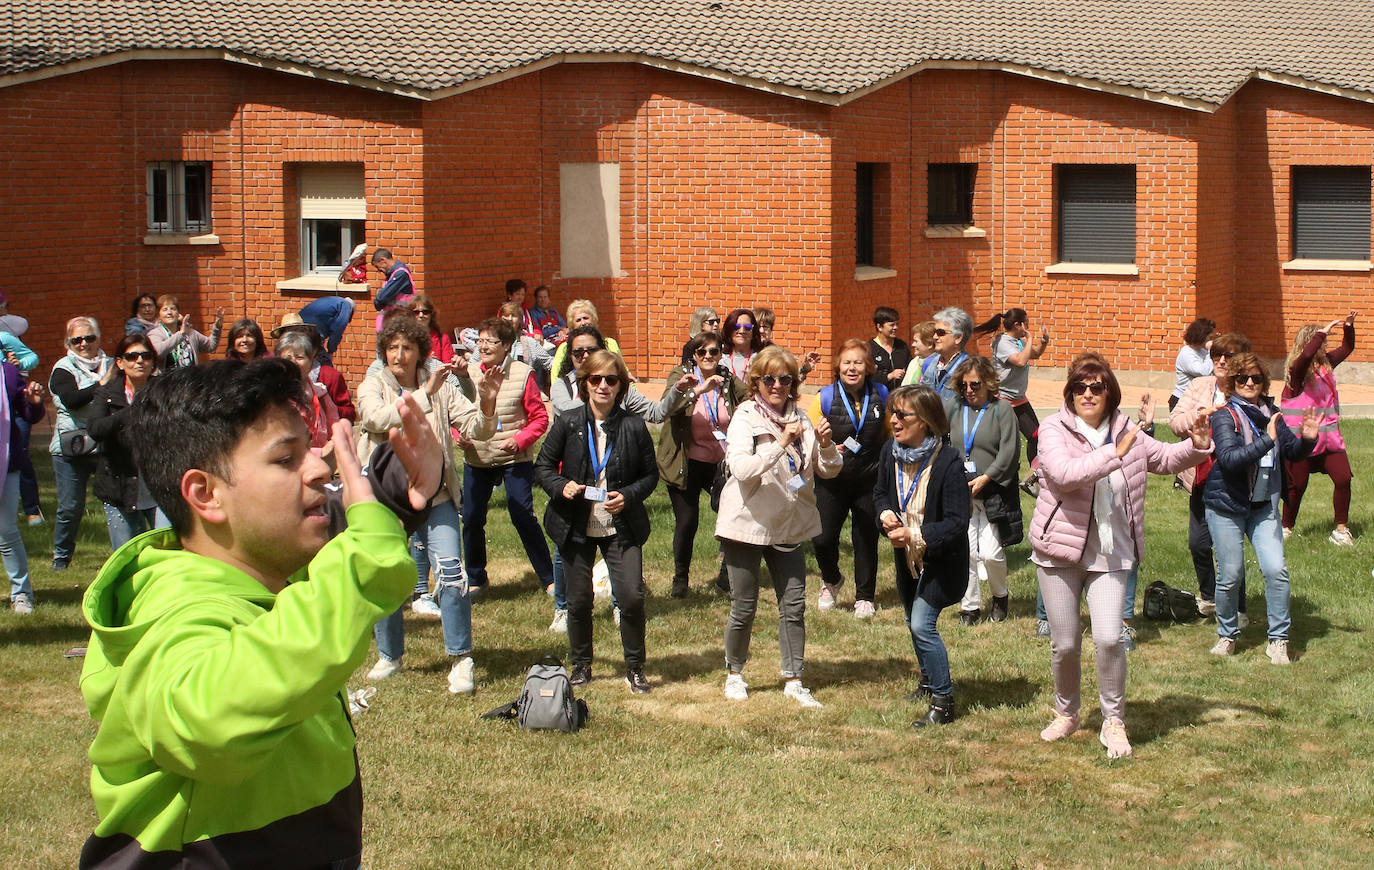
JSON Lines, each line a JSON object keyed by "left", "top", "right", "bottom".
{"left": 411, "top": 527, "right": 430, "bottom": 596}
{"left": 1206, "top": 500, "right": 1290, "bottom": 641}
{"left": 14, "top": 417, "right": 40, "bottom": 516}
{"left": 52, "top": 453, "right": 98, "bottom": 564}
{"left": 461, "top": 461, "right": 554, "bottom": 588}
{"left": 894, "top": 557, "right": 952, "bottom": 696}
{"left": 1, "top": 475, "right": 33, "bottom": 600}
{"left": 374, "top": 499, "right": 473, "bottom": 659}
{"left": 101, "top": 503, "right": 170, "bottom": 551}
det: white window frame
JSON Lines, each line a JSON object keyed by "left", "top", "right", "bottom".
{"left": 301, "top": 218, "right": 366, "bottom": 277}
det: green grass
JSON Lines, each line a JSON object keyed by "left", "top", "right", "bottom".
{"left": 4, "top": 424, "right": 1374, "bottom": 867}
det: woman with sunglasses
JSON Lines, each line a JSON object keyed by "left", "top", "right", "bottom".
{"left": 875, "top": 385, "right": 969, "bottom": 726}
{"left": 536, "top": 350, "right": 659, "bottom": 693}
{"left": 679, "top": 306, "right": 721, "bottom": 365}
{"left": 659, "top": 331, "right": 745, "bottom": 598}
{"left": 916, "top": 306, "right": 975, "bottom": 402}
{"left": 1031, "top": 353, "right": 1211, "bottom": 758}
{"left": 88, "top": 334, "right": 170, "bottom": 549}
{"left": 810, "top": 340, "right": 888, "bottom": 618}
{"left": 716, "top": 346, "right": 842, "bottom": 707}
{"left": 1203, "top": 353, "right": 1318, "bottom": 666}
{"left": 1280, "top": 312, "right": 1357, "bottom": 545}
{"left": 407, "top": 295, "right": 455, "bottom": 364}
{"left": 1169, "top": 333, "right": 1253, "bottom": 618}
{"left": 48, "top": 316, "right": 116, "bottom": 571}
{"left": 721, "top": 308, "right": 762, "bottom": 382}
{"left": 548, "top": 299, "right": 622, "bottom": 381}
{"left": 945, "top": 355, "right": 1020, "bottom": 626}
{"left": 224, "top": 318, "right": 267, "bottom": 362}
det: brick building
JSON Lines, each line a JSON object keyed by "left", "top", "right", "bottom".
{"left": 4, "top": 1, "right": 1374, "bottom": 384}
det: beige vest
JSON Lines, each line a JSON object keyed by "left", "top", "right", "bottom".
{"left": 464, "top": 357, "right": 535, "bottom": 467}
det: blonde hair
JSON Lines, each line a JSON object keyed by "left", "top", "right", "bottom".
{"left": 746, "top": 345, "right": 800, "bottom": 400}
{"left": 576, "top": 349, "right": 631, "bottom": 405}
{"left": 1285, "top": 324, "right": 1330, "bottom": 387}
{"left": 566, "top": 299, "right": 599, "bottom": 327}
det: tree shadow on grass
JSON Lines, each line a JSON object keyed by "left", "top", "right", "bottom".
{"left": 1126, "top": 693, "right": 1278, "bottom": 746}
{"left": 959, "top": 675, "right": 1039, "bottom": 711}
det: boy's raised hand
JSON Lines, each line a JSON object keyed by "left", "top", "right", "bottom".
{"left": 388, "top": 392, "right": 443, "bottom": 510}
{"left": 331, "top": 419, "right": 376, "bottom": 508}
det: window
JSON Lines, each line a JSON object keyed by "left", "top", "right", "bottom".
{"left": 1292, "top": 166, "right": 1371, "bottom": 260}
{"left": 1057, "top": 165, "right": 1136, "bottom": 264}
{"left": 146, "top": 162, "right": 211, "bottom": 234}
{"left": 560, "top": 163, "right": 621, "bottom": 278}
{"left": 299, "top": 164, "right": 366, "bottom": 276}
{"left": 928, "top": 163, "right": 976, "bottom": 225}
{"left": 856, "top": 162, "right": 890, "bottom": 268}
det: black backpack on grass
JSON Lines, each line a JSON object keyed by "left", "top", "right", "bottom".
{"left": 1143, "top": 580, "right": 1202, "bottom": 622}
{"left": 482, "top": 656, "right": 589, "bottom": 733}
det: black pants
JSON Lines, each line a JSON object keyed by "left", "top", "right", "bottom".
{"left": 667, "top": 458, "right": 718, "bottom": 585}
{"left": 1012, "top": 401, "right": 1039, "bottom": 465}
{"left": 1190, "top": 482, "right": 1246, "bottom": 608}
{"left": 813, "top": 475, "right": 879, "bottom": 602}
{"left": 564, "top": 535, "right": 646, "bottom": 668}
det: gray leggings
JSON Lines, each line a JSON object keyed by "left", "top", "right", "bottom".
{"left": 1038, "top": 564, "right": 1129, "bottom": 720}
{"left": 723, "top": 540, "right": 807, "bottom": 679}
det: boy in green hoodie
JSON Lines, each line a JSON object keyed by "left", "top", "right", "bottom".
{"left": 78, "top": 357, "right": 495, "bottom": 868}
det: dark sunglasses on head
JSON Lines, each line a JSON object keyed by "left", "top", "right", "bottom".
{"left": 932, "top": 328, "right": 950, "bottom": 337}
{"left": 760, "top": 374, "right": 793, "bottom": 388}
{"left": 695, "top": 347, "right": 721, "bottom": 358}
{"left": 1069, "top": 381, "right": 1108, "bottom": 396}
{"left": 121, "top": 351, "right": 154, "bottom": 362}
{"left": 1233, "top": 373, "right": 1264, "bottom": 386}
{"left": 571, "top": 347, "right": 597, "bottom": 358}
{"left": 587, "top": 373, "right": 621, "bottom": 387}
{"left": 961, "top": 381, "right": 982, "bottom": 392}
{"left": 68, "top": 334, "right": 98, "bottom": 346}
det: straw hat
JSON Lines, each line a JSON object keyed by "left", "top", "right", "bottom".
{"left": 270, "top": 312, "right": 320, "bottom": 339}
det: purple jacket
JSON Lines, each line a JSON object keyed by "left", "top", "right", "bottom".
{"left": 1030, "top": 405, "right": 1206, "bottom": 565}
{"left": 4, "top": 361, "right": 45, "bottom": 474}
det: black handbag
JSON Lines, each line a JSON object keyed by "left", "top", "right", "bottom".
{"left": 709, "top": 459, "right": 729, "bottom": 513}
{"left": 59, "top": 428, "right": 101, "bottom": 458}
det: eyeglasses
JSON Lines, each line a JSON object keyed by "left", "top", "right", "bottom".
{"left": 695, "top": 347, "right": 721, "bottom": 358}
{"left": 889, "top": 409, "right": 917, "bottom": 420}
{"left": 121, "top": 351, "right": 154, "bottom": 362}
{"left": 587, "top": 374, "right": 621, "bottom": 387}
{"left": 736, "top": 323, "right": 755, "bottom": 332}
{"left": 68, "top": 335, "right": 98, "bottom": 346}
{"left": 1069, "top": 381, "right": 1108, "bottom": 396}
{"left": 960, "top": 381, "right": 982, "bottom": 393}
{"left": 475, "top": 338, "right": 502, "bottom": 348}
{"left": 571, "top": 347, "right": 597, "bottom": 358}
{"left": 759, "top": 374, "right": 793, "bottom": 388}
{"left": 932, "top": 328, "right": 950, "bottom": 337}
{"left": 1233, "top": 373, "right": 1264, "bottom": 386}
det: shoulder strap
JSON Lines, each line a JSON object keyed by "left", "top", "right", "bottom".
{"left": 874, "top": 382, "right": 889, "bottom": 403}
{"left": 819, "top": 384, "right": 835, "bottom": 416}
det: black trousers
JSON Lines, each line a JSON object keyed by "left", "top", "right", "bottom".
{"left": 667, "top": 458, "right": 719, "bottom": 585}
{"left": 564, "top": 535, "right": 646, "bottom": 668}
{"left": 813, "top": 475, "right": 879, "bottom": 602}
{"left": 1012, "top": 401, "right": 1040, "bottom": 465}
{"left": 1189, "top": 482, "right": 1245, "bottom": 608}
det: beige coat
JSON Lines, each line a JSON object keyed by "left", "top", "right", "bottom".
{"left": 355, "top": 367, "right": 496, "bottom": 505}
{"left": 714, "top": 399, "right": 843, "bottom": 546}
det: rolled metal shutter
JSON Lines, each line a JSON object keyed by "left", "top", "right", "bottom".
{"left": 1293, "top": 167, "right": 1370, "bottom": 260}
{"left": 1058, "top": 165, "right": 1136, "bottom": 263}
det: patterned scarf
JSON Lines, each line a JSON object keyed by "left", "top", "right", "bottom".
{"left": 892, "top": 435, "right": 938, "bottom": 465}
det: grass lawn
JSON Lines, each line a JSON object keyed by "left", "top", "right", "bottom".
{"left": 4, "top": 422, "right": 1374, "bottom": 868}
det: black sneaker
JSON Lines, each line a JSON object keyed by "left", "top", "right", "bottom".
{"left": 570, "top": 664, "right": 592, "bottom": 687}
{"left": 670, "top": 578, "right": 689, "bottom": 599}
{"left": 625, "top": 668, "right": 651, "bottom": 694}
{"left": 960, "top": 609, "right": 980, "bottom": 626}
{"left": 990, "top": 595, "right": 1009, "bottom": 623}
{"left": 52, "top": 559, "right": 69, "bottom": 571}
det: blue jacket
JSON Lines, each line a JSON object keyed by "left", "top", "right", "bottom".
{"left": 373, "top": 261, "right": 413, "bottom": 310}
{"left": 1202, "top": 398, "right": 1313, "bottom": 517}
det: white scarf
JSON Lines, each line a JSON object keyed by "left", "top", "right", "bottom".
{"left": 1074, "top": 415, "right": 1115, "bottom": 556}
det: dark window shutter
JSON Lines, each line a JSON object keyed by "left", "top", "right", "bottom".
{"left": 856, "top": 163, "right": 875, "bottom": 266}
{"left": 1293, "top": 167, "right": 1370, "bottom": 260}
{"left": 928, "top": 163, "right": 975, "bottom": 225}
{"left": 1058, "top": 165, "right": 1136, "bottom": 263}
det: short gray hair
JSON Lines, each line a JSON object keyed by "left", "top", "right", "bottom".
{"left": 934, "top": 306, "right": 973, "bottom": 347}
{"left": 274, "top": 330, "right": 317, "bottom": 359}
{"left": 65, "top": 316, "right": 100, "bottom": 339}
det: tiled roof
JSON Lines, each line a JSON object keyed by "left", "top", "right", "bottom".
{"left": 5, "top": 1, "right": 1374, "bottom": 109}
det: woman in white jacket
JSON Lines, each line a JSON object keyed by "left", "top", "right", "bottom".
{"left": 715, "top": 346, "right": 842, "bottom": 707}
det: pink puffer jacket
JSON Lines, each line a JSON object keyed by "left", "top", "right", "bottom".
{"left": 1030, "top": 406, "right": 1208, "bottom": 565}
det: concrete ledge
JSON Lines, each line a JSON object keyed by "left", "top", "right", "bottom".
{"left": 1044, "top": 262, "right": 1139, "bottom": 276}
{"left": 143, "top": 233, "right": 220, "bottom": 246}
{"left": 854, "top": 266, "right": 898, "bottom": 281}
{"left": 924, "top": 224, "right": 987, "bottom": 239}
{"left": 1282, "top": 258, "right": 1372, "bottom": 273}
{"left": 276, "top": 275, "right": 370, "bottom": 294}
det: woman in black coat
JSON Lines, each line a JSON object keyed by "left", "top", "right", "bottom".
{"left": 874, "top": 384, "right": 970, "bottom": 727}
{"left": 535, "top": 350, "right": 659, "bottom": 694}
{"left": 87, "top": 333, "right": 168, "bottom": 550}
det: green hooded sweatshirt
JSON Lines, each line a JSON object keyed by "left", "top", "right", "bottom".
{"left": 79, "top": 501, "right": 414, "bottom": 868}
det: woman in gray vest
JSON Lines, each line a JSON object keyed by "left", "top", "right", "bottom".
{"left": 48, "top": 316, "right": 115, "bottom": 570}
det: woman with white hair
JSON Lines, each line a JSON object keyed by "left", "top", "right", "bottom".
{"left": 48, "top": 316, "right": 115, "bottom": 571}
{"left": 917, "top": 306, "right": 975, "bottom": 402}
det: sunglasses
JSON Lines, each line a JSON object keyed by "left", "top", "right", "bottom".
{"left": 1069, "top": 381, "right": 1108, "bottom": 396}
{"left": 1211, "top": 351, "right": 1232, "bottom": 360}
{"left": 571, "top": 347, "right": 597, "bottom": 358}
{"left": 932, "top": 328, "right": 950, "bottom": 337}
{"left": 889, "top": 409, "right": 918, "bottom": 420}
{"left": 68, "top": 335, "right": 98, "bottom": 346}
{"left": 736, "top": 323, "right": 755, "bottom": 332}
{"left": 121, "top": 350, "right": 155, "bottom": 362}
{"left": 960, "top": 381, "right": 982, "bottom": 392}
{"left": 704, "top": 317, "right": 721, "bottom": 326}
{"left": 1233, "top": 373, "right": 1264, "bottom": 386}
{"left": 760, "top": 374, "right": 794, "bottom": 388}
{"left": 413, "top": 309, "right": 433, "bottom": 316}
{"left": 587, "top": 374, "right": 621, "bottom": 387}
{"left": 695, "top": 347, "right": 721, "bottom": 358}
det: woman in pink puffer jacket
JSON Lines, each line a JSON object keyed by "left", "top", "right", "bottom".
{"left": 1030, "top": 353, "right": 1211, "bottom": 759}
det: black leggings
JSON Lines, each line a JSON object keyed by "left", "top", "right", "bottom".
{"left": 813, "top": 475, "right": 879, "bottom": 602}
{"left": 1012, "top": 401, "right": 1040, "bottom": 465}
{"left": 667, "top": 458, "right": 719, "bottom": 585}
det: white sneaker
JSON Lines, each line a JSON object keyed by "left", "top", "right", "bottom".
{"left": 448, "top": 656, "right": 476, "bottom": 693}
{"left": 1237, "top": 612, "right": 1250, "bottom": 630}
{"left": 1330, "top": 528, "right": 1354, "bottom": 546}
{"left": 548, "top": 608, "right": 568, "bottom": 633}
{"left": 1197, "top": 598, "right": 1216, "bottom": 617}
{"left": 853, "top": 600, "right": 876, "bottom": 620}
{"left": 817, "top": 583, "right": 839, "bottom": 612}
{"left": 1210, "top": 637, "right": 1236, "bottom": 656}
{"left": 612, "top": 605, "right": 621, "bottom": 628}
{"left": 410, "top": 595, "right": 441, "bottom": 618}
{"left": 1266, "top": 639, "right": 1291, "bottom": 665}
{"left": 724, "top": 672, "right": 748, "bottom": 701}
{"left": 366, "top": 656, "right": 402, "bottom": 681}
{"left": 11, "top": 593, "right": 33, "bottom": 615}
{"left": 783, "top": 680, "right": 823, "bottom": 709}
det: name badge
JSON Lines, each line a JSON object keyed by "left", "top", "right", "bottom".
{"left": 843, "top": 436, "right": 862, "bottom": 453}
{"left": 786, "top": 474, "right": 807, "bottom": 494}
{"left": 1259, "top": 453, "right": 1274, "bottom": 468}
{"left": 584, "top": 486, "right": 607, "bottom": 502}
{"left": 964, "top": 460, "right": 978, "bottom": 474}
{"left": 712, "top": 429, "right": 729, "bottom": 442}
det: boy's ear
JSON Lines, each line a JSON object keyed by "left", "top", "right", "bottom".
{"left": 181, "top": 469, "right": 228, "bottom": 526}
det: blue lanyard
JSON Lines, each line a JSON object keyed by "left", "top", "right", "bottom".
{"left": 837, "top": 382, "right": 870, "bottom": 435}
{"left": 896, "top": 456, "right": 932, "bottom": 512}
{"left": 934, "top": 352, "right": 967, "bottom": 392}
{"left": 962, "top": 404, "right": 987, "bottom": 459}
{"left": 587, "top": 421, "right": 613, "bottom": 479}
{"left": 694, "top": 366, "right": 722, "bottom": 429}
{"left": 1229, "top": 400, "right": 1267, "bottom": 440}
